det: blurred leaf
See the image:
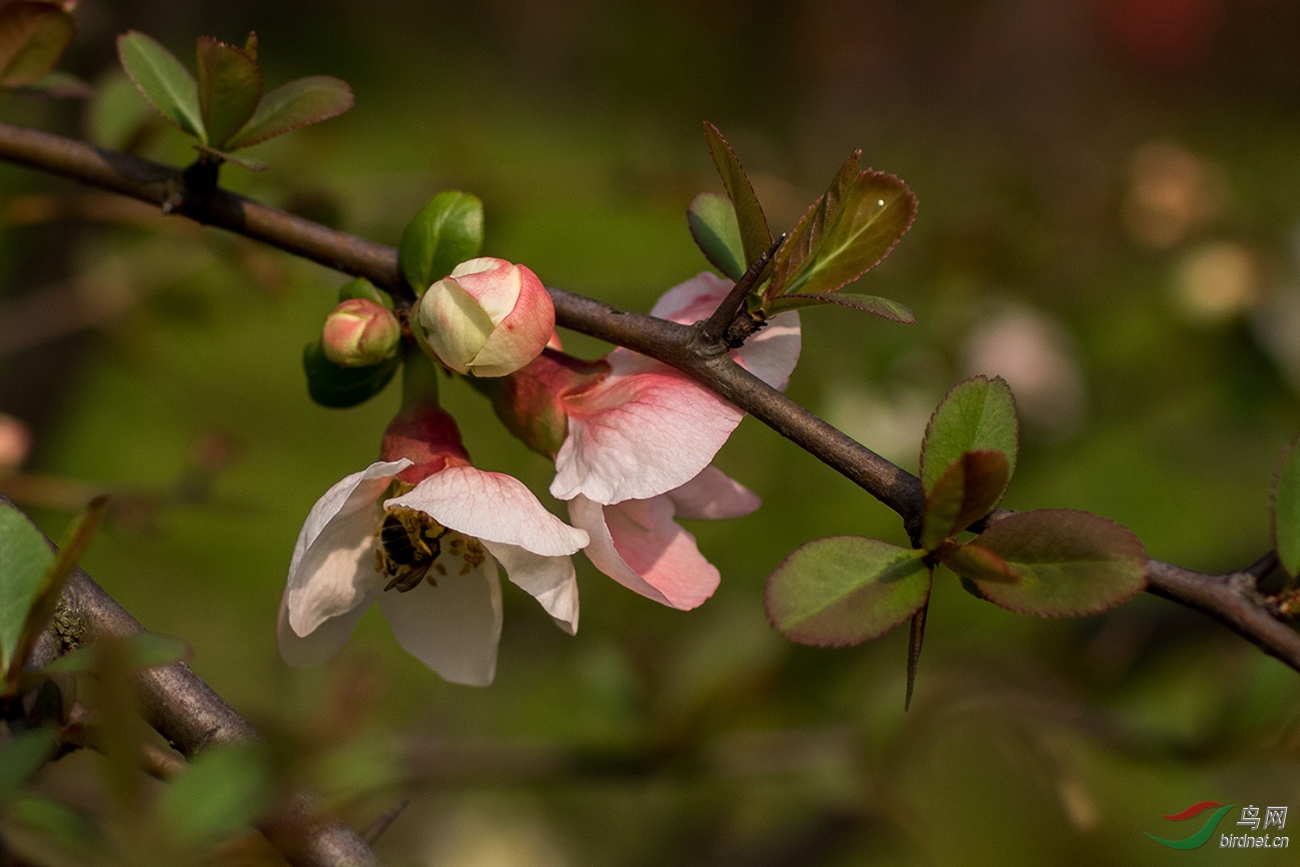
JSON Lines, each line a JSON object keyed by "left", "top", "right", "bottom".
{"left": 44, "top": 631, "right": 191, "bottom": 675}
{"left": 303, "top": 340, "right": 401, "bottom": 408}
{"left": 919, "top": 450, "right": 1011, "bottom": 550}
{"left": 765, "top": 291, "right": 914, "bottom": 323}
{"left": 0, "top": 502, "right": 55, "bottom": 674}
{"left": 768, "top": 169, "right": 915, "bottom": 298}
{"left": 943, "top": 510, "right": 1148, "bottom": 616}
{"left": 766, "top": 537, "right": 931, "bottom": 646}
{"left": 116, "top": 31, "right": 204, "bottom": 140}
{"left": 87, "top": 71, "right": 158, "bottom": 150}
{"left": 687, "top": 192, "right": 746, "bottom": 281}
{"left": 0, "top": 1, "right": 74, "bottom": 88}
{"left": 194, "top": 35, "right": 262, "bottom": 149}
{"left": 1272, "top": 436, "right": 1300, "bottom": 581}
{"left": 7, "top": 496, "right": 107, "bottom": 687}
{"left": 919, "top": 376, "right": 1018, "bottom": 495}
{"left": 222, "top": 74, "right": 353, "bottom": 150}
{"left": 18, "top": 69, "right": 91, "bottom": 97}
{"left": 0, "top": 793, "right": 106, "bottom": 867}
{"left": 398, "top": 191, "right": 485, "bottom": 293}
{"left": 312, "top": 736, "right": 400, "bottom": 803}
{"left": 337, "top": 276, "right": 392, "bottom": 309}
{"left": 155, "top": 743, "right": 273, "bottom": 848}
{"left": 703, "top": 122, "right": 772, "bottom": 266}
{"left": 0, "top": 727, "right": 59, "bottom": 800}
{"left": 242, "top": 30, "right": 258, "bottom": 62}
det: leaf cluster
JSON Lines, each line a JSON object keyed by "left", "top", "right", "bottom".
{"left": 687, "top": 123, "right": 917, "bottom": 325}
{"left": 117, "top": 30, "right": 353, "bottom": 170}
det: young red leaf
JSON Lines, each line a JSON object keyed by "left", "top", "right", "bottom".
{"left": 1272, "top": 436, "right": 1300, "bottom": 581}
{"left": 919, "top": 450, "right": 1011, "bottom": 551}
{"left": 117, "top": 30, "right": 204, "bottom": 139}
{"left": 920, "top": 376, "right": 1019, "bottom": 495}
{"left": 222, "top": 75, "right": 353, "bottom": 151}
{"left": 766, "top": 537, "right": 931, "bottom": 647}
{"left": 768, "top": 170, "right": 916, "bottom": 298}
{"left": 0, "top": 1, "right": 74, "bottom": 88}
{"left": 687, "top": 192, "right": 746, "bottom": 281}
{"left": 702, "top": 122, "right": 772, "bottom": 267}
{"left": 943, "top": 510, "right": 1148, "bottom": 616}
{"left": 195, "top": 35, "right": 263, "bottom": 149}
{"left": 768, "top": 149, "right": 860, "bottom": 295}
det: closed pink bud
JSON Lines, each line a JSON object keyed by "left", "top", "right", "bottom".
{"left": 321, "top": 298, "right": 401, "bottom": 367}
{"left": 417, "top": 257, "right": 555, "bottom": 377}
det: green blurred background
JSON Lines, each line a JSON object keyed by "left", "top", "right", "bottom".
{"left": 3, "top": 0, "right": 1300, "bottom": 863}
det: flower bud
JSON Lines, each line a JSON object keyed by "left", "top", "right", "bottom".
{"left": 321, "top": 298, "right": 401, "bottom": 367}
{"left": 417, "top": 257, "right": 555, "bottom": 377}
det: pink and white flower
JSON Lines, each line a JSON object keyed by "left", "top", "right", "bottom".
{"left": 278, "top": 407, "right": 588, "bottom": 686}
{"left": 492, "top": 272, "right": 801, "bottom": 610}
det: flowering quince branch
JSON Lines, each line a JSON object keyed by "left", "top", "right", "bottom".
{"left": 0, "top": 122, "right": 1298, "bottom": 677}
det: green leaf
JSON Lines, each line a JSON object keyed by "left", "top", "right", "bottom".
{"left": 0, "top": 503, "right": 55, "bottom": 674}
{"left": 303, "top": 340, "right": 401, "bottom": 408}
{"left": 687, "top": 192, "right": 746, "bottom": 281}
{"left": 155, "top": 743, "right": 272, "bottom": 848}
{"left": 766, "top": 537, "right": 931, "bottom": 646}
{"left": 919, "top": 450, "right": 1011, "bottom": 550}
{"left": 702, "top": 122, "right": 772, "bottom": 267}
{"left": 919, "top": 376, "right": 1019, "bottom": 495}
{"left": 765, "top": 291, "right": 915, "bottom": 323}
{"left": 398, "top": 191, "right": 485, "bottom": 293}
{"left": 44, "top": 631, "right": 191, "bottom": 675}
{"left": 1272, "top": 436, "right": 1300, "bottom": 581}
{"left": 769, "top": 169, "right": 916, "bottom": 298}
{"left": 6, "top": 497, "right": 108, "bottom": 687}
{"left": 0, "top": 728, "right": 59, "bottom": 801}
{"left": 195, "top": 35, "right": 263, "bottom": 149}
{"left": 0, "top": 793, "right": 106, "bottom": 867}
{"left": 17, "top": 70, "right": 92, "bottom": 98}
{"left": 116, "top": 31, "right": 204, "bottom": 140}
{"left": 942, "top": 510, "right": 1148, "bottom": 616}
{"left": 192, "top": 143, "right": 268, "bottom": 171}
{"left": 337, "top": 276, "right": 392, "bottom": 309}
{"left": 222, "top": 75, "right": 353, "bottom": 150}
{"left": 0, "top": 1, "right": 74, "bottom": 88}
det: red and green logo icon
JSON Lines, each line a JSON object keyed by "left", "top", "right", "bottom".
{"left": 1147, "top": 801, "right": 1236, "bottom": 849}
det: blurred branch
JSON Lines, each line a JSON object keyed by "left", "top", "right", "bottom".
{"left": 0, "top": 494, "right": 380, "bottom": 867}
{"left": 0, "top": 121, "right": 1297, "bottom": 674}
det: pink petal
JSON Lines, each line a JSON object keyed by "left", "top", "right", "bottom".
{"left": 285, "top": 460, "right": 409, "bottom": 636}
{"left": 667, "top": 466, "right": 761, "bottom": 520}
{"left": 552, "top": 367, "right": 744, "bottom": 505}
{"left": 377, "top": 555, "right": 503, "bottom": 686}
{"left": 648, "top": 272, "right": 730, "bottom": 323}
{"left": 568, "top": 495, "right": 720, "bottom": 611}
{"left": 277, "top": 590, "right": 370, "bottom": 667}
{"left": 484, "top": 542, "right": 579, "bottom": 634}
{"left": 387, "top": 465, "right": 588, "bottom": 556}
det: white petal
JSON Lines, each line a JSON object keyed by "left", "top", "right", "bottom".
{"left": 277, "top": 589, "right": 371, "bottom": 667}
{"left": 484, "top": 541, "right": 579, "bottom": 634}
{"left": 387, "top": 466, "right": 588, "bottom": 556}
{"left": 736, "top": 308, "right": 801, "bottom": 390}
{"left": 377, "top": 556, "right": 503, "bottom": 686}
{"left": 667, "top": 466, "right": 761, "bottom": 520}
{"left": 285, "top": 461, "right": 409, "bottom": 636}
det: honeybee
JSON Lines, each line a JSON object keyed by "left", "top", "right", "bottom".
{"left": 376, "top": 508, "right": 449, "bottom": 592}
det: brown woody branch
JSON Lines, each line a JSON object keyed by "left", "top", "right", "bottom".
{"left": 0, "top": 121, "right": 1295, "bottom": 675}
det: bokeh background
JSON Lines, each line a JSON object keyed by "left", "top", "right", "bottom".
{"left": 3, "top": 0, "right": 1300, "bottom": 863}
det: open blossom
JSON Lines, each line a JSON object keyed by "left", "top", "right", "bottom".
{"left": 417, "top": 257, "right": 554, "bottom": 377}
{"left": 489, "top": 272, "right": 801, "bottom": 610}
{"left": 278, "top": 406, "right": 588, "bottom": 686}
